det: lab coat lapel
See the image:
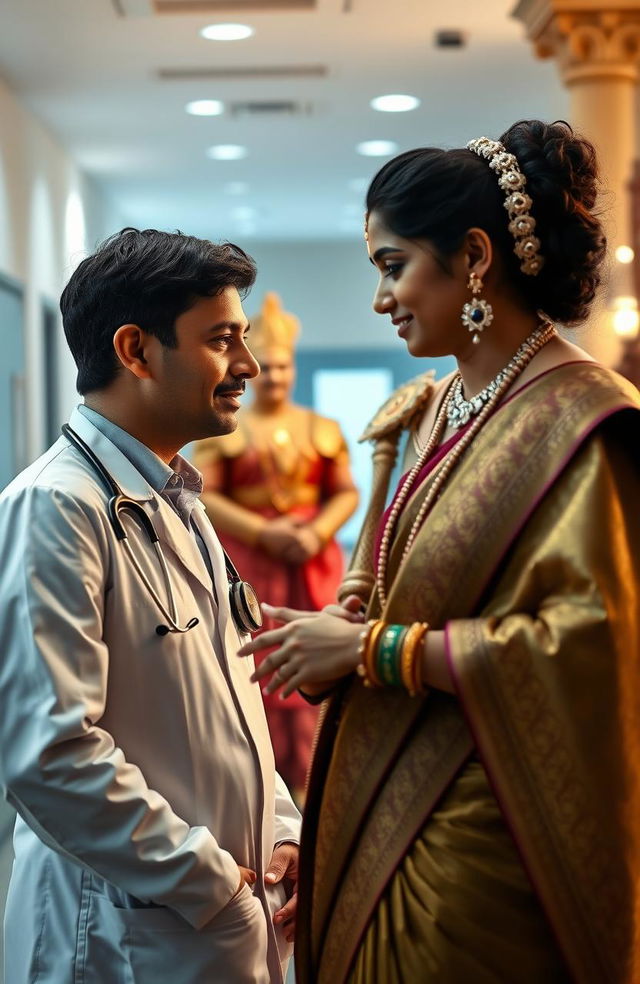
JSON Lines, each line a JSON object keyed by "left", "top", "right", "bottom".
{"left": 191, "top": 502, "right": 246, "bottom": 655}
{"left": 148, "top": 497, "right": 214, "bottom": 596}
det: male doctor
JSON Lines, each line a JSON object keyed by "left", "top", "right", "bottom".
{"left": 0, "top": 228, "right": 301, "bottom": 983}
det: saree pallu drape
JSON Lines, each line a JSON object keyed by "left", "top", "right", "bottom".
{"left": 295, "top": 363, "right": 640, "bottom": 984}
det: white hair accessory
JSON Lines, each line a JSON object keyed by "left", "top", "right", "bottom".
{"left": 466, "top": 137, "right": 544, "bottom": 276}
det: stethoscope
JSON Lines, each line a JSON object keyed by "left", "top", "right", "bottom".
{"left": 62, "top": 425, "right": 263, "bottom": 637}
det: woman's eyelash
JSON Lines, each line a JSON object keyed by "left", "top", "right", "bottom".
{"left": 384, "top": 262, "right": 403, "bottom": 277}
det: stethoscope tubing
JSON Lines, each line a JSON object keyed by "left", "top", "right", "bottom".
{"left": 62, "top": 424, "right": 199, "bottom": 635}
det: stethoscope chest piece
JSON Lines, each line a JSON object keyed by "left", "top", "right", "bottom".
{"left": 229, "top": 579, "right": 263, "bottom": 633}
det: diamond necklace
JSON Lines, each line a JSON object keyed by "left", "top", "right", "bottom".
{"left": 376, "top": 322, "right": 556, "bottom": 608}
{"left": 447, "top": 324, "right": 554, "bottom": 430}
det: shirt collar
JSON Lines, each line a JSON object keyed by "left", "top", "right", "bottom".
{"left": 77, "top": 405, "right": 203, "bottom": 497}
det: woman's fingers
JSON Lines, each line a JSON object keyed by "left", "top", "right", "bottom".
{"left": 281, "top": 670, "right": 307, "bottom": 699}
{"left": 323, "top": 603, "right": 364, "bottom": 623}
{"left": 261, "top": 602, "right": 316, "bottom": 622}
{"left": 237, "top": 627, "right": 287, "bottom": 656}
{"left": 249, "top": 647, "right": 290, "bottom": 683}
{"left": 244, "top": 613, "right": 363, "bottom": 697}
{"left": 343, "top": 594, "right": 365, "bottom": 611}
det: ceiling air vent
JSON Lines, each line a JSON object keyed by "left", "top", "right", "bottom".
{"left": 434, "top": 29, "right": 466, "bottom": 48}
{"left": 115, "top": 0, "right": 316, "bottom": 13}
{"left": 158, "top": 65, "right": 327, "bottom": 81}
{"left": 154, "top": 0, "right": 315, "bottom": 11}
{"left": 229, "top": 100, "right": 312, "bottom": 117}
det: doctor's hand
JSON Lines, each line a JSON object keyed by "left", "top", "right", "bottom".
{"left": 236, "top": 865, "right": 257, "bottom": 893}
{"left": 237, "top": 604, "right": 363, "bottom": 698}
{"left": 266, "top": 842, "right": 299, "bottom": 943}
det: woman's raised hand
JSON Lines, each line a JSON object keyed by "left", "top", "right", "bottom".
{"left": 236, "top": 601, "right": 364, "bottom": 698}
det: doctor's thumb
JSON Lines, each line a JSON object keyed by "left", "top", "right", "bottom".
{"left": 264, "top": 854, "right": 288, "bottom": 884}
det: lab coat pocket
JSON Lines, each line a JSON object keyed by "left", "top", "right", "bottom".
{"left": 78, "top": 891, "right": 140, "bottom": 984}
{"left": 80, "top": 892, "right": 190, "bottom": 984}
{"left": 81, "top": 884, "right": 270, "bottom": 984}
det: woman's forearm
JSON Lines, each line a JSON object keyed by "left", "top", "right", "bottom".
{"left": 419, "top": 629, "right": 455, "bottom": 694}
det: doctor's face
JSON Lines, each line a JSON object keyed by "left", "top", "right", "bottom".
{"left": 156, "top": 286, "right": 259, "bottom": 442}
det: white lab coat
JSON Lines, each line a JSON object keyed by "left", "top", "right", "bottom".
{"left": 0, "top": 408, "right": 301, "bottom": 984}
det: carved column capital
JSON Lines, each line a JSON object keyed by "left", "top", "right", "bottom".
{"left": 513, "top": 0, "right": 640, "bottom": 84}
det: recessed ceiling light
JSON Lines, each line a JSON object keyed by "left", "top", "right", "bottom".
{"left": 356, "top": 140, "right": 398, "bottom": 158}
{"left": 206, "top": 144, "right": 248, "bottom": 161}
{"left": 370, "top": 94, "right": 420, "bottom": 113}
{"left": 186, "top": 99, "right": 224, "bottom": 117}
{"left": 200, "top": 23, "right": 254, "bottom": 42}
{"left": 225, "top": 182, "right": 249, "bottom": 195}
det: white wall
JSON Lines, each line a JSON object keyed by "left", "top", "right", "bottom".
{"left": 0, "top": 76, "right": 126, "bottom": 461}
{"left": 236, "top": 239, "right": 387, "bottom": 350}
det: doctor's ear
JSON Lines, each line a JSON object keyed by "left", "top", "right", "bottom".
{"left": 113, "top": 323, "right": 153, "bottom": 380}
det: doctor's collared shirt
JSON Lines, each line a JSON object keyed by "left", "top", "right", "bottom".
{"left": 77, "top": 405, "right": 219, "bottom": 587}
{"left": 77, "top": 404, "right": 203, "bottom": 527}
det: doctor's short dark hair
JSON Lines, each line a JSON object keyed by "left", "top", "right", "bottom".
{"left": 60, "top": 227, "right": 257, "bottom": 394}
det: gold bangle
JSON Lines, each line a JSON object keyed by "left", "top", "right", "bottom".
{"left": 364, "top": 620, "right": 386, "bottom": 687}
{"left": 356, "top": 620, "right": 385, "bottom": 688}
{"left": 400, "top": 622, "right": 429, "bottom": 696}
{"left": 355, "top": 622, "right": 373, "bottom": 682}
{"left": 400, "top": 623, "right": 420, "bottom": 692}
{"left": 412, "top": 624, "right": 429, "bottom": 696}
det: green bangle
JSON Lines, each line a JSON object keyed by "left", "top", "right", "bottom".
{"left": 375, "top": 624, "right": 407, "bottom": 688}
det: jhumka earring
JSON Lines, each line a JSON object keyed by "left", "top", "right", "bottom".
{"left": 461, "top": 272, "right": 493, "bottom": 345}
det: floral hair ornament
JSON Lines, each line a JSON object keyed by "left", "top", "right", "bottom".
{"left": 466, "top": 137, "right": 545, "bottom": 276}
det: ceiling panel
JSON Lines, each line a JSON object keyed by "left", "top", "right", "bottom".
{"left": 0, "top": 0, "right": 568, "bottom": 241}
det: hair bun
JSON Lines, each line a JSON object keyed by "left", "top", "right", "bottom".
{"left": 500, "top": 120, "right": 606, "bottom": 324}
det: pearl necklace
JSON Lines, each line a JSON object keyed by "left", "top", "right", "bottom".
{"left": 376, "top": 323, "right": 556, "bottom": 609}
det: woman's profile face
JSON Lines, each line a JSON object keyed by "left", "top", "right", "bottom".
{"left": 367, "top": 210, "right": 468, "bottom": 359}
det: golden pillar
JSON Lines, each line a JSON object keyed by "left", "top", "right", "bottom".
{"left": 514, "top": 0, "right": 640, "bottom": 363}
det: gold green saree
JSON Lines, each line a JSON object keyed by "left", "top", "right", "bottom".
{"left": 296, "top": 363, "right": 640, "bottom": 984}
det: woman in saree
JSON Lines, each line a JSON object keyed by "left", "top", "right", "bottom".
{"left": 238, "top": 119, "right": 640, "bottom": 983}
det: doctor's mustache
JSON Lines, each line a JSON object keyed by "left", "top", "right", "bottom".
{"left": 214, "top": 379, "right": 247, "bottom": 397}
